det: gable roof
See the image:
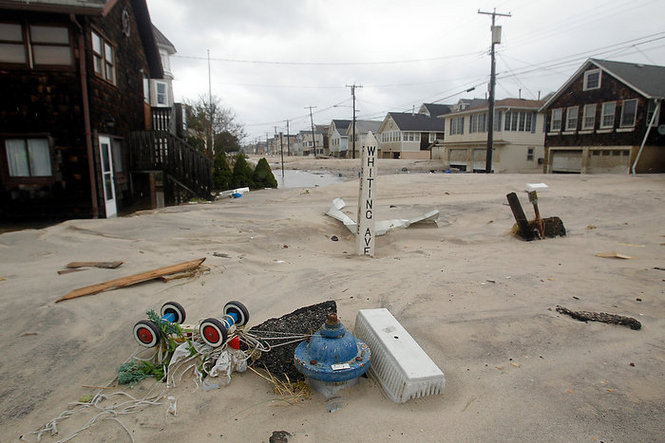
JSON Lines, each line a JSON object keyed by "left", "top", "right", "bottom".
{"left": 153, "top": 25, "right": 176, "bottom": 54}
{"left": 351, "top": 120, "right": 381, "bottom": 134}
{"left": 443, "top": 98, "right": 544, "bottom": 118}
{"left": 387, "top": 112, "right": 445, "bottom": 132}
{"left": 541, "top": 58, "right": 665, "bottom": 110}
{"left": 331, "top": 119, "right": 351, "bottom": 134}
{"left": 419, "top": 103, "right": 453, "bottom": 118}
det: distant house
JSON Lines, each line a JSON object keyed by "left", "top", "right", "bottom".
{"left": 540, "top": 58, "right": 665, "bottom": 173}
{"left": 0, "top": 0, "right": 211, "bottom": 220}
{"left": 418, "top": 103, "right": 453, "bottom": 118}
{"left": 345, "top": 120, "right": 382, "bottom": 159}
{"left": 315, "top": 124, "right": 330, "bottom": 156}
{"left": 328, "top": 120, "right": 351, "bottom": 158}
{"left": 440, "top": 98, "right": 545, "bottom": 173}
{"left": 377, "top": 113, "right": 445, "bottom": 159}
{"left": 293, "top": 130, "right": 324, "bottom": 156}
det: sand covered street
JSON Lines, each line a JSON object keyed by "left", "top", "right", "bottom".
{"left": 1, "top": 161, "right": 664, "bottom": 442}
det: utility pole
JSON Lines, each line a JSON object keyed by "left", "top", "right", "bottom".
{"left": 478, "top": 9, "right": 510, "bottom": 173}
{"left": 285, "top": 120, "right": 291, "bottom": 156}
{"left": 266, "top": 132, "right": 270, "bottom": 155}
{"left": 305, "top": 106, "right": 317, "bottom": 156}
{"left": 346, "top": 84, "right": 363, "bottom": 159}
{"left": 207, "top": 49, "right": 214, "bottom": 157}
{"left": 279, "top": 131, "right": 284, "bottom": 178}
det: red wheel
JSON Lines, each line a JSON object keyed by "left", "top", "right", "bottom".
{"left": 200, "top": 318, "right": 228, "bottom": 347}
{"left": 160, "top": 301, "right": 186, "bottom": 324}
{"left": 223, "top": 301, "right": 249, "bottom": 326}
{"left": 133, "top": 320, "right": 161, "bottom": 347}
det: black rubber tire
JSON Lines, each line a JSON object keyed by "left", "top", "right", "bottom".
{"left": 224, "top": 301, "right": 249, "bottom": 326}
{"left": 133, "top": 320, "right": 161, "bottom": 347}
{"left": 160, "top": 301, "right": 186, "bottom": 324}
{"left": 200, "top": 317, "right": 228, "bottom": 347}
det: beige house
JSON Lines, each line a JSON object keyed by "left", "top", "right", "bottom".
{"left": 345, "top": 120, "right": 382, "bottom": 159}
{"left": 377, "top": 112, "right": 445, "bottom": 159}
{"left": 440, "top": 98, "right": 545, "bottom": 172}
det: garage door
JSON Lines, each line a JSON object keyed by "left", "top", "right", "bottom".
{"left": 551, "top": 150, "right": 582, "bottom": 173}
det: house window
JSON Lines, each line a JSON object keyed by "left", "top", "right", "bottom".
{"left": 111, "top": 139, "right": 123, "bottom": 173}
{"left": 450, "top": 117, "right": 464, "bottom": 135}
{"left": 470, "top": 113, "right": 487, "bottom": 133}
{"left": 582, "top": 104, "right": 596, "bottom": 129}
{"left": 601, "top": 102, "right": 616, "bottom": 128}
{"left": 566, "top": 106, "right": 579, "bottom": 131}
{"left": 0, "top": 22, "right": 72, "bottom": 67}
{"left": 550, "top": 108, "right": 562, "bottom": 131}
{"left": 620, "top": 99, "right": 637, "bottom": 127}
{"left": 583, "top": 69, "right": 601, "bottom": 90}
{"left": 647, "top": 100, "right": 661, "bottom": 126}
{"left": 5, "top": 138, "right": 52, "bottom": 177}
{"left": 91, "top": 31, "right": 116, "bottom": 84}
{"left": 494, "top": 110, "right": 502, "bottom": 131}
{"left": 527, "top": 148, "right": 534, "bottom": 161}
{"left": 156, "top": 81, "right": 167, "bottom": 105}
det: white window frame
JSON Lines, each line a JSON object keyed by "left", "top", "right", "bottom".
{"left": 583, "top": 69, "right": 601, "bottom": 91}
{"left": 565, "top": 106, "right": 579, "bottom": 131}
{"left": 582, "top": 104, "right": 596, "bottom": 130}
{"left": 550, "top": 108, "right": 562, "bottom": 131}
{"left": 620, "top": 98, "right": 638, "bottom": 128}
{"left": 91, "top": 30, "right": 116, "bottom": 85}
{"left": 600, "top": 102, "right": 616, "bottom": 129}
{"left": 647, "top": 100, "right": 661, "bottom": 127}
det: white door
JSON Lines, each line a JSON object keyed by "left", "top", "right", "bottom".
{"left": 98, "top": 136, "right": 117, "bottom": 218}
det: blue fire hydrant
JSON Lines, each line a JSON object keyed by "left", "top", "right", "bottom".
{"left": 294, "top": 313, "right": 370, "bottom": 386}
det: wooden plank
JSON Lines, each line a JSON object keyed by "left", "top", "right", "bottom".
{"left": 66, "top": 261, "right": 124, "bottom": 269}
{"left": 506, "top": 192, "right": 535, "bottom": 241}
{"left": 56, "top": 258, "right": 206, "bottom": 303}
{"left": 595, "top": 252, "right": 633, "bottom": 259}
{"left": 160, "top": 266, "right": 210, "bottom": 282}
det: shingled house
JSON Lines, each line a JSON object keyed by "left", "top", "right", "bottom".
{"left": 540, "top": 59, "right": 665, "bottom": 173}
{"left": 0, "top": 0, "right": 211, "bottom": 220}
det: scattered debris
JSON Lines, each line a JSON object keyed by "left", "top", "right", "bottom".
{"left": 269, "top": 430, "right": 292, "bottom": 443}
{"left": 595, "top": 252, "right": 633, "bottom": 260}
{"left": 57, "top": 268, "right": 86, "bottom": 275}
{"left": 250, "top": 301, "right": 337, "bottom": 382}
{"left": 19, "top": 331, "right": 39, "bottom": 337}
{"left": 0, "top": 276, "right": 5, "bottom": 281}
{"left": 56, "top": 258, "right": 206, "bottom": 302}
{"left": 506, "top": 186, "right": 565, "bottom": 241}
{"left": 160, "top": 266, "right": 210, "bottom": 282}
{"left": 213, "top": 252, "right": 231, "bottom": 258}
{"left": 326, "top": 197, "right": 439, "bottom": 237}
{"left": 555, "top": 305, "right": 642, "bottom": 330}
{"left": 66, "top": 261, "right": 123, "bottom": 269}
{"left": 330, "top": 235, "right": 339, "bottom": 241}
{"left": 586, "top": 225, "right": 597, "bottom": 230}
{"left": 653, "top": 267, "right": 665, "bottom": 272}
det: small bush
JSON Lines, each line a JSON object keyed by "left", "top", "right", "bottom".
{"left": 252, "top": 157, "right": 278, "bottom": 189}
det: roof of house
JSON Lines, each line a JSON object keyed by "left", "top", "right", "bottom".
{"left": 152, "top": 25, "right": 176, "bottom": 54}
{"left": 541, "top": 58, "right": 665, "bottom": 110}
{"left": 441, "top": 98, "right": 543, "bottom": 117}
{"left": 387, "top": 112, "right": 445, "bottom": 132}
{"left": 0, "top": 0, "right": 107, "bottom": 15}
{"left": 331, "top": 119, "right": 351, "bottom": 133}
{"left": 420, "top": 103, "right": 453, "bottom": 118}
{"left": 349, "top": 120, "right": 381, "bottom": 134}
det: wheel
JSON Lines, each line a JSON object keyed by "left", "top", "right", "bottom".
{"left": 223, "top": 301, "right": 249, "bottom": 326}
{"left": 160, "top": 301, "right": 186, "bottom": 324}
{"left": 133, "top": 320, "right": 161, "bottom": 347}
{"left": 200, "top": 318, "right": 228, "bottom": 347}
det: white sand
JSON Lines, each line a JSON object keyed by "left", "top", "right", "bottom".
{"left": 1, "top": 159, "right": 664, "bottom": 442}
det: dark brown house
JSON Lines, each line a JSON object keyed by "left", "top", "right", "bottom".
{"left": 540, "top": 58, "right": 665, "bottom": 174}
{"left": 0, "top": 0, "right": 211, "bottom": 220}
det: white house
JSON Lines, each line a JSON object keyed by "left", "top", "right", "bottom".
{"left": 377, "top": 112, "right": 445, "bottom": 159}
{"left": 440, "top": 98, "right": 545, "bottom": 172}
{"left": 328, "top": 120, "right": 351, "bottom": 157}
{"left": 345, "top": 120, "right": 382, "bottom": 159}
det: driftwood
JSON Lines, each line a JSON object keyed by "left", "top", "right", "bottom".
{"left": 66, "top": 261, "right": 123, "bottom": 269}
{"left": 556, "top": 305, "right": 641, "bottom": 330}
{"left": 56, "top": 258, "right": 206, "bottom": 303}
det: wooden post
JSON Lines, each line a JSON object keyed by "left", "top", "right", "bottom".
{"left": 506, "top": 192, "right": 534, "bottom": 241}
{"left": 356, "top": 144, "right": 376, "bottom": 256}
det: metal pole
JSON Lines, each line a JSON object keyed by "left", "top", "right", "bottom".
{"left": 286, "top": 120, "right": 290, "bottom": 156}
{"left": 208, "top": 49, "right": 214, "bottom": 158}
{"left": 346, "top": 84, "right": 363, "bottom": 159}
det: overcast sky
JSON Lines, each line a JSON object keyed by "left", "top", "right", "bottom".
{"left": 145, "top": 0, "right": 665, "bottom": 143}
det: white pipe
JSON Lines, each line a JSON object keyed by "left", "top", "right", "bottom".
{"left": 632, "top": 99, "right": 661, "bottom": 174}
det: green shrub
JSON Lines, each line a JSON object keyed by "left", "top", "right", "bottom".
{"left": 230, "top": 153, "right": 254, "bottom": 189}
{"left": 212, "top": 151, "right": 232, "bottom": 191}
{"left": 252, "top": 157, "right": 278, "bottom": 189}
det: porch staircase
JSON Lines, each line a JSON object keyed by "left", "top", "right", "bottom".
{"left": 128, "top": 130, "right": 213, "bottom": 204}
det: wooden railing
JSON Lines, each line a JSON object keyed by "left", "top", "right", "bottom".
{"left": 128, "top": 130, "right": 213, "bottom": 201}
